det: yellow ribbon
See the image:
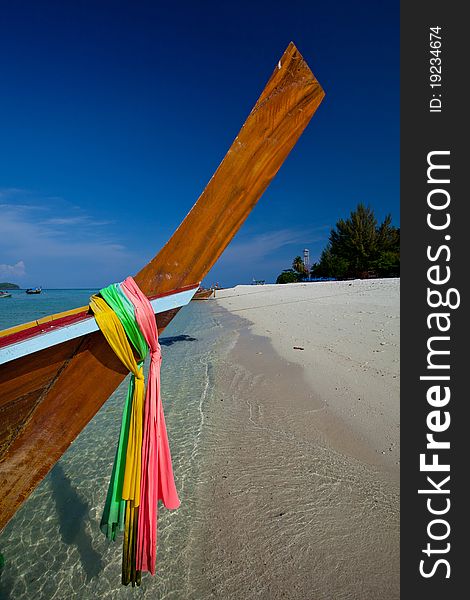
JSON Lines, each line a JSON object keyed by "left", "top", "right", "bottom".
{"left": 90, "top": 295, "right": 144, "bottom": 507}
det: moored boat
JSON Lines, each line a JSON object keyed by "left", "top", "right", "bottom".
{"left": 25, "top": 287, "right": 42, "bottom": 294}
{"left": 0, "top": 42, "right": 325, "bottom": 536}
{"left": 192, "top": 287, "right": 215, "bottom": 300}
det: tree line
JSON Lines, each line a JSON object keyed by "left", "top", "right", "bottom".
{"left": 276, "top": 203, "right": 399, "bottom": 284}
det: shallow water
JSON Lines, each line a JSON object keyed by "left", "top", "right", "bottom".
{"left": 0, "top": 293, "right": 399, "bottom": 599}
{"left": 187, "top": 328, "right": 399, "bottom": 599}
{"left": 0, "top": 293, "right": 238, "bottom": 599}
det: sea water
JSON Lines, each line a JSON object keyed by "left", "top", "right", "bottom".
{"left": 0, "top": 291, "right": 238, "bottom": 599}
{"left": 0, "top": 289, "right": 99, "bottom": 331}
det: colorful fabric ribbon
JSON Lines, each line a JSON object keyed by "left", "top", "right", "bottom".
{"left": 121, "top": 277, "right": 180, "bottom": 574}
{"left": 89, "top": 279, "right": 179, "bottom": 585}
{"left": 98, "top": 285, "right": 148, "bottom": 546}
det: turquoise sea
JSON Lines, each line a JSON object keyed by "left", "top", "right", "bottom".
{"left": 0, "top": 290, "right": 238, "bottom": 599}
{"left": 0, "top": 289, "right": 100, "bottom": 331}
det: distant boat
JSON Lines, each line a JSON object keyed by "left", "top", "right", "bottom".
{"left": 0, "top": 42, "right": 325, "bottom": 534}
{"left": 192, "top": 287, "right": 215, "bottom": 300}
{"left": 25, "top": 287, "right": 42, "bottom": 295}
{"left": 0, "top": 291, "right": 12, "bottom": 298}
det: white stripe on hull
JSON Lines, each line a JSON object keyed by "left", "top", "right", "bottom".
{"left": 0, "top": 287, "right": 198, "bottom": 366}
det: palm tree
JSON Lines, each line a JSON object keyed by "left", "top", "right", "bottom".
{"left": 292, "top": 256, "right": 308, "bottom": 279}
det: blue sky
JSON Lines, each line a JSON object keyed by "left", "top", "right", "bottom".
{"left": 0, "top": 0, "right": 399, "bottom": 288}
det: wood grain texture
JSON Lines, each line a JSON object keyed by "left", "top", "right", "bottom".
{"left": 0, "top": 42, "right": 324, "bottom": 531}
{"left": 135, "top": 42, "right": 324, "bottom": 296}
{"left": 0, "top": 339, "right": 84, "bottom": 457}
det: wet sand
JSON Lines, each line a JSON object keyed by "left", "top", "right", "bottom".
{"left": 190, "top": 279, "right": 399, "bottom": 599}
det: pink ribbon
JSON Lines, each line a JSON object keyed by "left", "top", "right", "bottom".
{"left": 121, "top": 276, "right": 180, "bottom": 574}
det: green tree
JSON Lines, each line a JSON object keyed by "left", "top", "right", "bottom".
{"left": 313, "top": 203, "right": 399, "bottom": 278}
{"left": 329, "top": 204, "right": 379, "bottom": 273}
{"left": 311, "top": 248, "right": 349, "bottom": 278}
{"left": 372, "top": 250, "right": 400, "bottom": 277}
{"left": 276, "top": 269, "right": 299, "bottom": 284}
{"left": 292, "top": 256, "right": 308, "bottom": 280}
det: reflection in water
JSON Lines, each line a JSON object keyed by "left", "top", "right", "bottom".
{"left": 49, "top": 465, "right": 103, "bottom": 581}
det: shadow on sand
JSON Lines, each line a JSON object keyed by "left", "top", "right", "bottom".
{"left": 160, "top": 334, "right": 197, "bottom": 346}
{"left": 49, "top": 464, "right": 103, "bottom": 581}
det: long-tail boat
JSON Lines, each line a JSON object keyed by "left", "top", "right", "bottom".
{"left": 192, "top": 287, "right": 215, "bottom": 300}
{"left": 0, "top": 42, "right": 324, "bottom": 532}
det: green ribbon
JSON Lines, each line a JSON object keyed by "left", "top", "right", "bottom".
{"left": 97, "top": 283, "right": 149, "bottom": 586}
{"left": 102, "top": 283, "right": 148, "bottom": 360}
{"left": 98, "top": 283, "right": 148, "bottom": 540}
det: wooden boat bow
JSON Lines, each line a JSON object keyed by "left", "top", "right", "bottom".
{"left": 0, "top": 42, "right": 324, "bottom": 531}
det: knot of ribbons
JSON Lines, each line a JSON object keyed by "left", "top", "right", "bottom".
{"left": 90, "top": 277, "right": 180, "bottom": 587}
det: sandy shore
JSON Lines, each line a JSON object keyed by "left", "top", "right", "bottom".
{"left": 190, "top": 279, "right": 399, "bottom": 599}
{"left": 216, "top": 279, "right": 400, "bottom": 470}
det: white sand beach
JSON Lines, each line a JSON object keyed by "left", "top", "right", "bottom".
{"left": 216, "top": 278, "right": 400, "bottom": 470}
{"left": 191, "top": 278, "right": 400, "bottom": 599}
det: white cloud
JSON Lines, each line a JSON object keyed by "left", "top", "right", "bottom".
{"left": 0, "top": 192, "right": 135, "bottom": 287}
{"left": 0, "top": 260, "right": 26, "bottom": 279}
{"left": 204, "top": 225, "right": 331, "bottom": 286}
{"left": 0, "top": 204, "right": 126, "bottom": 257}
{"left": 219, "top": 227, "right": 328, "bottom": 265}
{"left": 40, "top": 216, "right": 89, "bottom": 226}
{"left": 40, "top": 216, "right": 113, "bottom": 227}
{"left": 0, "top": 188, "right": 27, "bottom": 198}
